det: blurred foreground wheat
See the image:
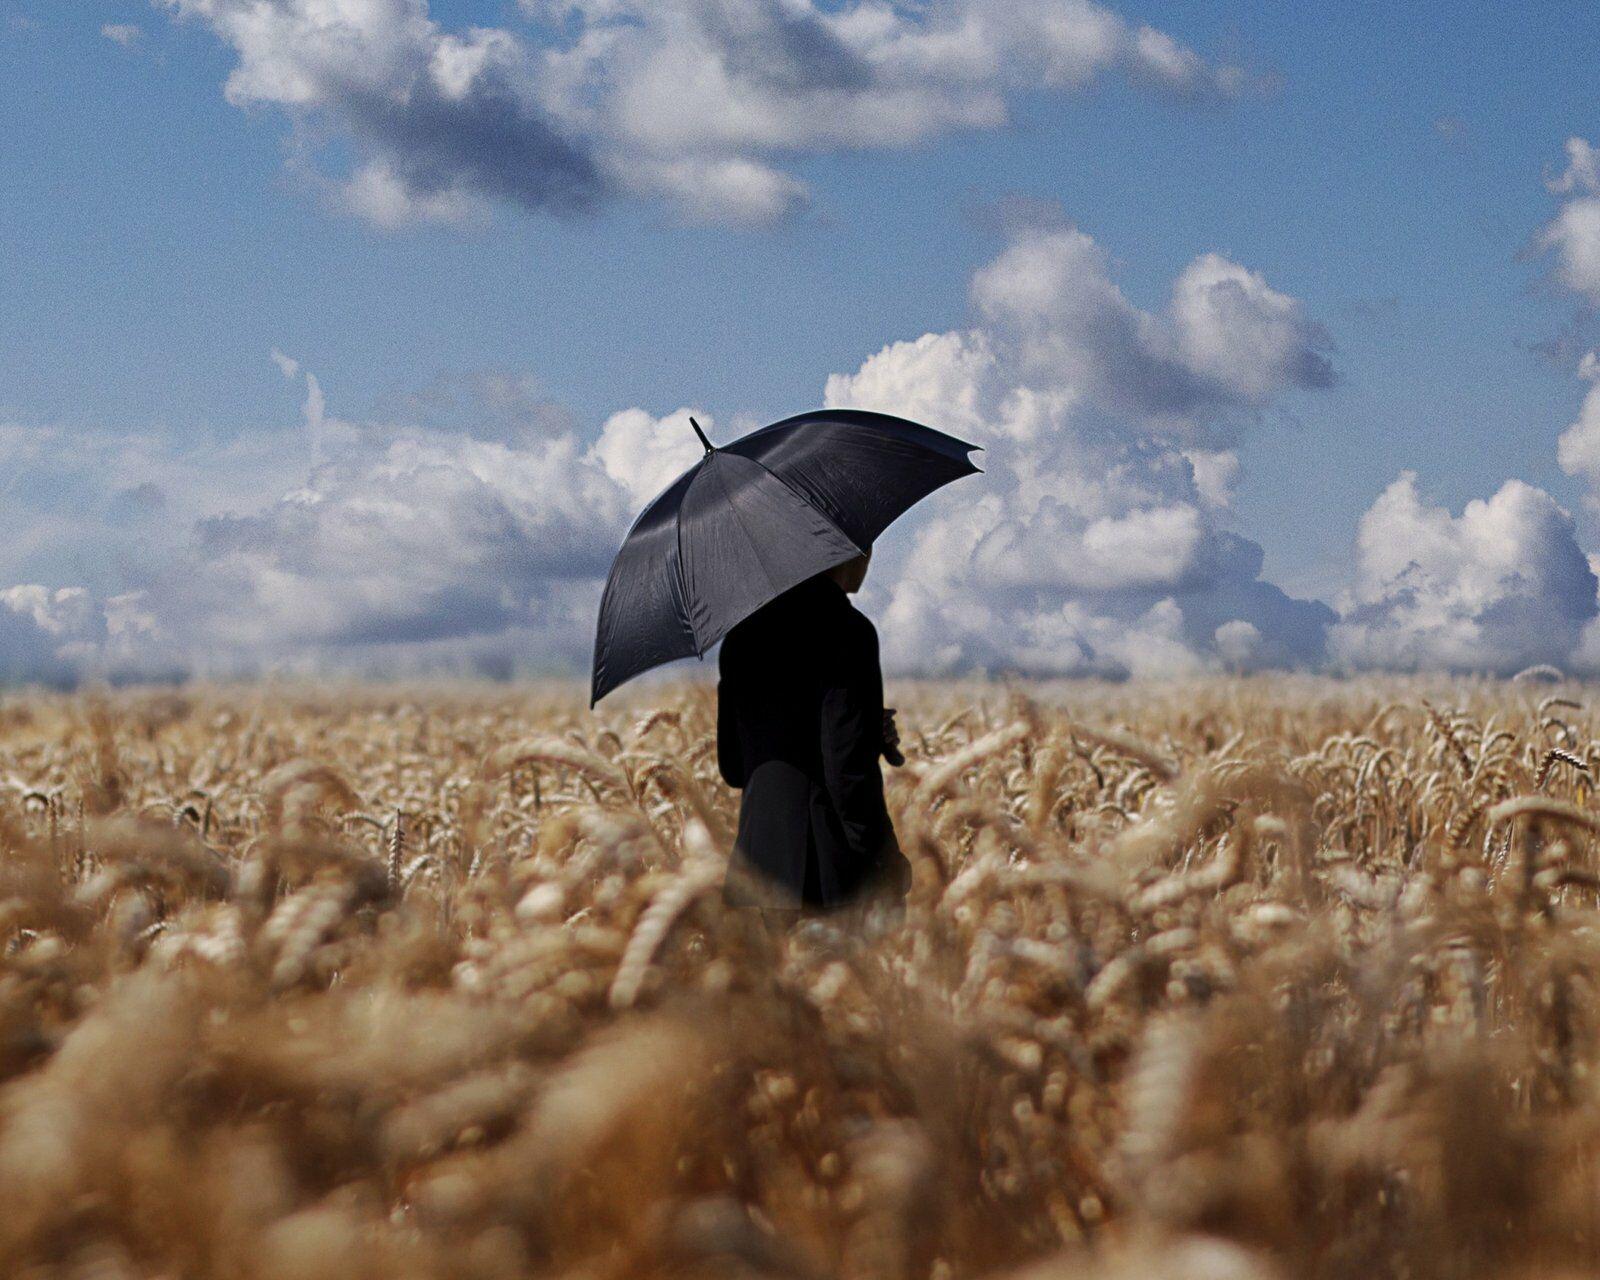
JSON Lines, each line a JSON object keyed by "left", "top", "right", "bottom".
{"left": 0, "top": 677, "right": 1599, "bottom": 1279}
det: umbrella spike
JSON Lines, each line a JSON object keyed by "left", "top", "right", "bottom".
{"left": 688, "top": 416, "right": 715, "bottom": 454}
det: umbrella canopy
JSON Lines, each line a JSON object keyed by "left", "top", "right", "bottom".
{"left": 589, "top": 408, "right": 981, "bottom": 704}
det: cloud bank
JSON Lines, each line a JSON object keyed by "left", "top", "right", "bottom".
{"left": 1328, "top": 473, "right": 1598, "bottom": 674}
{"left": 825, "top": 220, "right": 1337, "bottom": 679}
{"left": 14, "top": 191, "right": 1600, "bottom": 685}
{"left": 1282, "top": 136, "right": 1600, "bottom": 681}
{"left": 0, "top": 375, "right": 705, "bottom": 682}
{"left": 158, "top": 0, "right": 1245, "bottom": 227}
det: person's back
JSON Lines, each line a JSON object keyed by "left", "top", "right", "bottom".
{"left": 716, "top": 565, "right": 905, "bottom": 910}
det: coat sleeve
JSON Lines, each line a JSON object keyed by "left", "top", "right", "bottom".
{"left": 818, "top": 618, "right": 893, "bottom": 861}
{"left": 716, "top": 676, "right": 745, "bottom": 788}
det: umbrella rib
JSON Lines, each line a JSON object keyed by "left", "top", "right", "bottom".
{"left": 709, "top": 459, "right": 784, "bottom": 607}
{"left": 675, "top": 461, "right": 772, "bottom": 658}
{"left": 674, "top": 472, "right": 702, "bottom": 657}
{"left": 690, "top": 456, "right": 862, "bottom": 656}
{"left": 736, "top": 452, "right": 865, "bottom": 557}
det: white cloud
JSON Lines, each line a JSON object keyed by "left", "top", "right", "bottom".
{"left": 1539, "top": 137, "right": 1600, "bottom": 303}
{"left": 1, "top": 251, "right": 1333, "bottom": 685}
{"left": 0, "top": 586, "right": 95, "bottom": 638}
{"left": 622, "top": 155, "right": 810, "bottom": 227}
{"left": 1557, "top": 350, "right": 1600, "bottom": 498}
{"left": 159, "top": 0, "right": 1245, "bottom": 228}
{"left": 586, "top": 407, "right": 709, "bottom": 509}
{"left": 827, "top": 221, "right": 1337, "bottom": 679}
{"left": 822, "top": 330, "right": 996, "bottom": 439}
{"left": 0, "top": 416, "right": 316, "bottom": 595}
{"left": 1533, "top": 148, "right": 1600, "bottom": 660}
{"left": 0, "top": 358, "right": 718, "bottom": 681}
{"left": 1548, "top": 136, "right": 1600, "bottom": 197}
{"left": 1182, "top": 449, "right": 1239, "bottom": 508}
{"left": 973, "top": 503, "right": 1208, "bottom": 594}
{"left": 1167, "top": 253, "right": 1335, "bottom": 403}
{"left": 48, "top": 198, "right": 1600, "bottom": 683}
{"left": 339, "top": 159, "right": 486, "bottom": 227}
{"left": 967, "top": 227, "right": 1331, "bottom": 440}
{"left": 170, "top": 427, "right": 633, "bottom": 666}
{"left": 160, "top": 0, "right": 605, "bottom": 226}
{"left": 1541, "top": 200, "right": 1600, "bottom": 304}
{"left": 301, "top": 370, "right": 330, "bottom": 464}
{"left": 1527, "top": 144, "right": 1600, "bottom": 676}
{"left": 1329, "top": 473, "right": 1598, "bottom": 674}
{"left": 1214, "top": 618, "right": 1262, "bottom": 669}
{"left": 102, "top": 22, "right": 142, "bottom": 48}
{"left": 0, "top": 588, "right": 103, "bottom": 685}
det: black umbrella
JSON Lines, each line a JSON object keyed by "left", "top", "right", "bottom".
{"left": 589, "top": 408, "right": 981, "bottom": 705}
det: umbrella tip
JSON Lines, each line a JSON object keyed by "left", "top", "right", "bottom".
{"left": 689, "top": 416, "right": 715, "bottom": 455}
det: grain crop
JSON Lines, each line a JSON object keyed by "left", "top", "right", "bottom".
{"left": 0, "top": 676, "right": 1598, "bottom": 1278}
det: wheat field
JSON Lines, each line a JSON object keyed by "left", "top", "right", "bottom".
{"left": 1, "top": 677, "right": 1599, "bottom": 1279}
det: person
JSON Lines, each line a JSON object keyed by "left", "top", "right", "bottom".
{"left": 716, "top": 549, "right": 911, "bottom": 915}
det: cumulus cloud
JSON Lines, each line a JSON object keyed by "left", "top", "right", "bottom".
{"left": 163, "top": 395, "right": 704, "bottom": 671}
{"left": 0, "top": 587, "right": 97, "bottom": 683}
{"left": 175, "top": 430, "right": 628, "bottom": 663}
{"left": 44, "top": 193, "right": 1600, "bottom": 683}
{"left": 966, "top": 228, "right": 1332, "bottom": 439}
{"left": 1328, "top": 473, "right": 1598, "bottom": 674}
{"left": 1, "top": 240, "right": 1334, "bottom": 686}
{"left": 1557, "top": 350, "right": 1600, "bottom": 498}
{"left": 1548, "top": 136, "right": 1600, "bottom": 198}
{"left": 0, "top": 359, "right": 718, "bottom": 682}
{"left": 160, "top": 0, "right": 604, "bottom": 225}
{"left": 1214, "top": 618, "right": 1262, "bottom": 670}
{"left": 826, "top": 221, "right": 1337, "bottom": 679}
{"left": 0, "top": 415, "right": 320, "bottom": 598}
{"left": 1540, "top": 137, "right": 1600, "bottom": 303}
{"left": 1338, "top": 136, "right": 1600, "bottom": 676}
{"left": 587, "top": 407, "right": 709, "bottom": 509}
{"left": 1535, "top": 152, "right": 1600, "bottom": 680}
{"left": 1167, "top": 254, "right": 1336, "bottom": 403}
{"left": 0, "top": 585, "right": 97, "bottom": 638}
{"left": 159, "top": 0, "right": 1244, "bottom": 227}
{"left": 1183, "top": 449, "right": 1240, "bottom": 508}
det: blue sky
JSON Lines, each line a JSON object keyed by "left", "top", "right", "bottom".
{"left": 3, "top": 0, "right": 1600, "bottom": 681}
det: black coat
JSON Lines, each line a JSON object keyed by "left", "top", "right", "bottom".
{"left": 716, "top": 575, "right": 907, "bottom": 909}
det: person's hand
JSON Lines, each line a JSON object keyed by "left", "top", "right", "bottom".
{"left": 882, "top": 708, "right": 904, "bottom": 767}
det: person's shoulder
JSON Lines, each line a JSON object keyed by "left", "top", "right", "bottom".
{"left": 831, "top": 600, "right": 879, "bottom": 667}
{"left": 720, "top": 596, "right": 787, "bottom": 673}
{"left": 841, "top": 601, "right": 878, "bottom": 643}
{"left": 719, "top": 615, "right": 752, "bottom": 674}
